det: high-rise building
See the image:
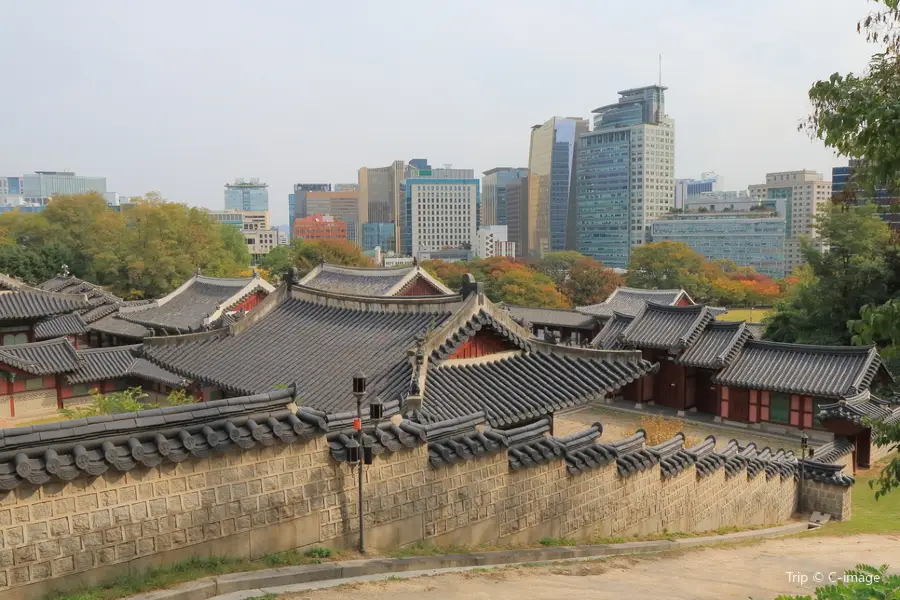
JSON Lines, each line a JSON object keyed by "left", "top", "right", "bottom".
{"left": 334, "top": 183, "right": 359, "bottom": 193}
{"left": 575, "top": 85, "right": 675, "bottom": 269}
{"left": 749, "top": 170, "right": 831, "bottom": 274}
{"left": 305, "top": 190, "right": 365, "bottom": 246}
{"left": 475, "top": 225, "right": 515, "bottom": 258}
{"left": 358, "top": 161, "right": 405, "bottom": 252}
{"left": 293, "top": 214, "right": 348, "bottom": 242}
{"left": 362, "top": 222, "right": 395, "bottom": 251}
{"left": 506, "top": 177, "right": 529, "bottom": 258}
{"left": 224, "top": 178, "right": 268, "bottom": 212}
{"left": 481, "top": 168, "right": 529, "bottom": 227}
{"left": 291, "top": 184, "right": 332, "bottom": 240}
{"left": 650, "top": 213, "right": 785, "bottom": 279}
{"left": 403, "top": 178, "right": 479, "bottom": 259}
{"left": 2, "top": 171, "right": 107, "bottom": 205}
{"left": 674, "top": 172, "right": 724, "bottom": 209}
{"left": 526, "top": 117, "right": 589, "bottom": 257}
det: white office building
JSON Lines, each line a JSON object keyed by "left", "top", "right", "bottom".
{"left": 405, "top": 178, "right": 479, "bottom": 260}
{"left": 748, "top": 170, "right": 832, "bottom": 274}
{"left": 475, "top": 225, "right": 515, "bottom": 258}
{"left": 2, "top": 171, "right": 107, "bottom": 205}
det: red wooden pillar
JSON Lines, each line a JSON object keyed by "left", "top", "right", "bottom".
{"left": 55, "top": 375, "right": 63, "bottom": 410}
{"left": 7, "top": 373, "right": 15, "bottom": 418}
{"left": 748, "top": 390, "right": 758, "bottom": 423}
{"left": 720, "top": 386, "right": 730, "bottom": 419}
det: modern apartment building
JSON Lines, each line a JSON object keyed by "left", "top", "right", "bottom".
{"left": 224, "top": 178, "right": 268, "bottom": 212}
{"left": 305, "top": 190, "right": 365, "bottom": 246}
{"left": 682, "top": 190, "right": 773, "bottom": 213}
{"left": 506, "top": 177, "right": 529, "bottom": 259}
{"left": 481, "top": 167, "right": 529, "bottom": 227}
{"left": 358, "top": 161, "right": 405, "bottom": 252}
{"left": 575, "top": 85, "right": 675, "bottom": 269}
{"left": 244, "top": 229, "right": 280, "bottom": 265}
{"left": 749, "top": 170, "right": 831, "bottom": 274}
{"left": 526, "top": 117, "right": 589, "bottom": 257}
{"left": 403, "top": 178, "right": 479, "bottom": 259}
{"left": 650, "top": 214, "right": 786, "bottom": 279}
{"left": 2, "top": 171, "right": 107, "bottom": 205}
{"left": 293, "top": 214, "right": 348, "bottom": 242}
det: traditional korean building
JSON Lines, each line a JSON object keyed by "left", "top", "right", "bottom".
{"left": 818, "top": 395, "right": 900, "bottom": 468}
{"left": 577, "top": 286, "right": 694, "bottom": 320}
{"left": 591, "top": 301, "right": 893, "bottom": 438}
{"left": 501, "top": 304, "right": 601, "bottom": 345}
{"left": 297, "top": 262, "right": 454, "bottom": 297}
{"left": 713, "top": 341, "right": 892, "bottom": 434}
{"left": 141, "top": 270, "right": 657, "bottom": 427}
{"left": 0, "top": 339, "right": 188, "bottom": 419}
{"left": 38, "top": 273, "right": 122, "bottom": 306}
{"left": 0, "top": 287, "right": 91, "bottom": 346}
{"left": 87, "top": 271, "right": 275, "bottom": 342}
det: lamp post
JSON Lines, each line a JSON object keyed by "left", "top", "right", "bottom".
{"left": 798, "top": 430, "right": 809, "bottom": 512}
{"left": 352, "top": 372, "right": 366, "bottom": 553}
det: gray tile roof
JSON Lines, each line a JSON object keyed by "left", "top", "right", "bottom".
{"left": 676, "top": 321, "right": 752, "bottom": 369}
{"left": 817, "top": 395, "right": 900, "bottom": 426}
{"left": 0, "top": 273, "right": 26, "bottom": 291}
{"left": 143, "top": 297, "right": 452, "bottom": 413}
{"left": 0, "top": 338, "right": 80, "bottom": 375}
{"left": 618, "top": 302, "right": 715, "bottom": 351}
{"left": 429, "top": 309, "right": 532, "bottom": 364}
{"left": 0, "top": 387, "right": 310, "bottom": 490}
{"left": 38, "top": 275, "right": 122, "bottom": 305}
{"left": 421, "top": 350, "right": 656, "bottom": 427}
{"left": 33, "top": 313, "right": 88, "bottom": 341}
{"left": 745, "top": 323, "right": 767, "bottom": 339}
{"left": 577, "top": 287, "right": 690, "bottom": 318}
{"left": 298, "top": 264, "right": 454, "bottom": 297}
{"left": 0, "top": 288, "right": 91, "bottom": 321}
{"left": 591, "top": 312, "right": 634, "bottom": 350}
{"left": 121, "top": 276, "right": 262, "bottom": 332}
{"left": 712, "top": 340, "right": 889, "bottom": 400}
{"left": 502, "top": 304, "right": 597, "bottom": 330}
{"left": 67, "top": 345, "right": 189, "bottom": 388}
{"left": 88, "top": 314, "right": 153, "bottom": 340}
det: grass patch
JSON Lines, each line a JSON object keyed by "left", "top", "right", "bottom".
{"left": 47, "top": 549, "right": 341, "bottom": 600}
{"left": 538, "top": 537, "right": 577, "bottom": 547}
{"left": 389, "top": 541, "right": 474, "bottom": 558}
{"left": 716, "top": 308, "right": 772, "bottom": 322}
{"left": 804, "top": 464, "right": 900, "bottom": 536}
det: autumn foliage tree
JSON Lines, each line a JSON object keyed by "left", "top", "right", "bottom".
{"left": 562, "top": 257, "right": 624, "bottom": 306}
{"left": 259, "top": 239, "right": 374, "bottom": 283}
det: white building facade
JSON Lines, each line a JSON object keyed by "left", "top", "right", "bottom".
{"left": 405, "top": 179, "right": 479, "bottom": 260}
{"left": 748, "top": 170, "right": 831, "bottom": 274}
{"left": 475, "top": 225, "right": 516, "bottom": 258}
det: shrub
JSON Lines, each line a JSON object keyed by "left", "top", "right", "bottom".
{"left": 61, "top": 387, "right": 153, "bottom": 418}
{"left": 165, "top": 388, "right": 195, "bottom": 406}
{"left": 639, "top": 415, "right": 685, "bottom": 445}
{"left": 304, "top": 546, "right": 332, "bottom": 558}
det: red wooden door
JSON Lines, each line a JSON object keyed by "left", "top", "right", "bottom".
{"left": 728, "top": 387, "right": 751, "bottom": 422}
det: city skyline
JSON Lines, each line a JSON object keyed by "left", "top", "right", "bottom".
{"left": 1, "top": 0, "right": 877, "bottom": 226}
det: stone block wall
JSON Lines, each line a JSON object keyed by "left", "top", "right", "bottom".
{"left": 0, "top": 432, "right": 848, "bottom": 599}
{"left": 0, "top": 390, "right": 58, "bottom": 419}
{"left": 800, "top": 479, "right": 851, "bottom": 521}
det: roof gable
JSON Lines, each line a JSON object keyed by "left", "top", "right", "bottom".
{"left": 713, "top": 340, "right": 889, "bottom": 399}
{"left": 34, "top": 313, "right": 88, "bottom": 341}
{"left": 297, "top": 263, "right": 455, "bottom": 297}
{"left": 0, "top": 289, "right": 91, "bottom": 322}
{"left": 591, "top": 312, "right": 634, "bottom": 350}
{"left": 577, "top": 286, "right": 692, "bottom": 318}
{"left": 676, "top": 321, "right": 752, "bottom": 369}
{"left": 619, "top": 302, "right": 714, "bottom": 351}
{"left": 119, "top": 274, "right": 273, "bottom": 333}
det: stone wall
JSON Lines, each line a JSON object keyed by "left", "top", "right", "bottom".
{"left": 0, "top": 390, "right": 58, "bottom": 420}
{"left": 0, "top": 432, "right": 838, "bottom": 600}
{"left": 799, "top": 479, "right": 851, "bottom": 521}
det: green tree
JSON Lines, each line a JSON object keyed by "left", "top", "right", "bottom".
{"left": 803, "top": 1, "right": 900, "bottom": 196}
{"left": 626, "top": 241, "right": 715, "bottom": 301}
{"left": 533, "top": 251, "right": 584, "bottom": 288}
{"left": 219, "top": 223, "right": 251, "bottom": 267}
{"left": 766, "top": 205, "right": 892, "bottom": 344}
{"left": 420, "top": 259, "right": 468, "bottom": 291}
{"left": 562, "top": 257, "right": 624, "bottom": 306}
{"left": 492, "top": 266, "right": 571, "bottom": 308}
{"left": 289, "top": 239, "right": 373, "bottom": 276}
{"left": 258, "top": 246, "right": 295, "bottom": 283}
{"left": 60, "top": 387, "right": 152, "bottom": 418}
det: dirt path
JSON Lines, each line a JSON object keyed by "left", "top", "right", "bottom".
{"left": 281, "top": 535, "right": 900, "bottom": 600}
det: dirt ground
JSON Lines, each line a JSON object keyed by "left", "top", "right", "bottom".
{"left": 281, "top": 535, "right": 900, "bottom": 600}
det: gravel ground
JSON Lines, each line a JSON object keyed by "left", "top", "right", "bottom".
{"left": 279, "top": 534, "right": 900, "bottom": 600}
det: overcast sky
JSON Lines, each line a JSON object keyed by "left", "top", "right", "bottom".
{"left": 0, "top": 0, "right": 879, "bottom": 226}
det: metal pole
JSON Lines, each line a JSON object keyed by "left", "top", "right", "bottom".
{"left": 357, "top": 394, "right": 365, "bottom": 554}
